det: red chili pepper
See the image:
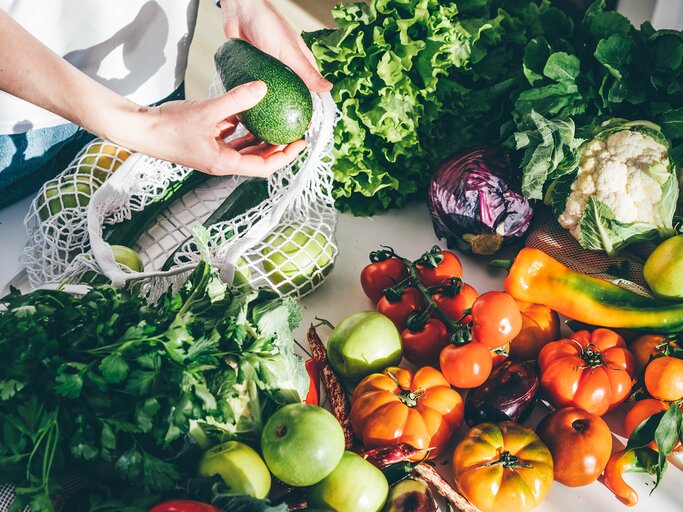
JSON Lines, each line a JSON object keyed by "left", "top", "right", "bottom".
{"left": 308, "top": 325, "right": 354, "bottom": 448}
{"left": 148, "top": 500, "right": 220, "bottom": 512}
{"left": 304, "top": 358, "right": 321, "bottom": 405}
{"left": 359, "top": 443, "right": 430, "bottom": 469}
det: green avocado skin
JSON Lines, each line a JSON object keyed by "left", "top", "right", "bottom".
{"left": 214, "top": 38, "right": 313, "bottom": 145}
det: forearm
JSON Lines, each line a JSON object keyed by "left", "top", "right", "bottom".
{"left": 0, "top": 10, "right": 145, "bottom": 144}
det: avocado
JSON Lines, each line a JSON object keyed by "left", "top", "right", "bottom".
{"left": 214, "top": 39, "right": 313, "bottom": 145}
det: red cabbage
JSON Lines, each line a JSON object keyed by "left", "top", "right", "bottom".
{"left": 428, "top": 146, "right": 533, "bottom": 255}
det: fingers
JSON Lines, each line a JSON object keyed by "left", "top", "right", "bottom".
{"left": 224, "top": 132, "right": 258, "bottom": 151}
{"left": 287, "top": 40, "right": 333, "bottom": 93}
{"left": 209, "top": 139, "right": 307, "bottom": 177}
{"left": 214, "top": 81, "right": 267, "bottom": 119}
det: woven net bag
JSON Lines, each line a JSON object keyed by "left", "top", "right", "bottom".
{"left": 22, "top": 84, "right": 339, "bottom": 301}
{"left": 525, "top": 207, "right": 655, "bottom": 297}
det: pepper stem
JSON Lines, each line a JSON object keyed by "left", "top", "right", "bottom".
{"left": 489, "top": 259, "right": 513, "bottom": 271}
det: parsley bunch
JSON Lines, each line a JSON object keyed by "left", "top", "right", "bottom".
{"left": 0, "top": 261, "right": 308, "bottom": 511}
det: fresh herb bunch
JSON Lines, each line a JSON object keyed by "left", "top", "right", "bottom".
{"left": 0, "top": 261, "right": 308, "bottom": 511}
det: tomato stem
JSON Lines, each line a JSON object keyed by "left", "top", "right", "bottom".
{"left": 478, "top": 450, "right": 533, "bottom": 469}
{"left": 396, "top": 254, "right": 466, "bottom": 337}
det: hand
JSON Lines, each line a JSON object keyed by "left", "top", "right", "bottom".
{"left": 114, "top": 81, "right": 306, "bottom": 177}
{"left": 220, "top": 0, "right": 332, "bottom": 93}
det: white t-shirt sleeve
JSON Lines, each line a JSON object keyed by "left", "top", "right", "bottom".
{"left": 0, "top": 0, "right": 200, "bottom": 135}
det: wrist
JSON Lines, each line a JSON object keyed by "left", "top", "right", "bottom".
{"left": 94, "top": 99, "right": 152, "bottom": 152}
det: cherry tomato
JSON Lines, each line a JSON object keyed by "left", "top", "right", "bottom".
{"left": 536, "top": 407, "right": 612, "bottom": 487}
{"left": 433, "top": 283, "right": 478, "bottom": 323}
{"left": 630, "top": 335, "right": 680, "bottom": 374}
{"left": 361, "top": 256, "right": 408, "bottom": 303}
{"left": 148, "top": 500, "right": 220, "bottom": 512}
{"left": 470, "top": 292, "right": 522, "bottom": 348}
{"left": 377, "top": 287, "right": 426, "bottom": 331}
{"left": 402, "top": 318, "right": 450, "bottom": 366}
{"left": 416, "top": 248, "right": 463, "bottom": 288}
{"left": 644, "top": 356, "right": 683, "bottom": 401}
{"left": 439, "top": 343, "right": 493, "bottom": 388}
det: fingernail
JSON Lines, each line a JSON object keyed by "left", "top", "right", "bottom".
{"left": 248, "top": 80, "right": 267, "bottom": 95}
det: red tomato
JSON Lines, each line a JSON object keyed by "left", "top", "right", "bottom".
{"left": 433, "top": 283, "right": 478, "bottom": 324}
{"left": 361, "top": 256, "right": 408, "bottom": 303}
{"left": 536, "top": 407, "right": 612, "bottom": 487}
{"left": 439, "top": 343, "right": 493, "bottom": 388}
{"left": 402, "top": 318, "right": 450, "bottom": 366}
{"left": 470, "top": 291, "right": 522, "bottom": 348}
{"left": 377, "top": 287, "right": 426, "bottom": 331}
{"left": 538, "top": 329, "right": 635, "bottom": 416}
{"left": 148, "top": 500, "right": 220, "bottom": 512}
{"left": 416, "top": 249, "right": 463, "bottom": 288}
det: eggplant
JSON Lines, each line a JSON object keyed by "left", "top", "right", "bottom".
{"left": 464, "top": 360, "right": 539, "bottom": 427}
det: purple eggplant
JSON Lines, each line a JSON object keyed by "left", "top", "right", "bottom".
{"left": 464, "top": 360, "right": 539, "bottom": 427}
{"left": 428, "top": 146, "right": 533, "bottom": 255}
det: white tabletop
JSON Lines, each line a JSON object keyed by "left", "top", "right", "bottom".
{"left": 0, "top": 198, "right": 680, "bottom": 511}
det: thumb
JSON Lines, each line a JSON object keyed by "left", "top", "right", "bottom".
{"left": 214, "top": 81, "right": 268, "bottom": 119}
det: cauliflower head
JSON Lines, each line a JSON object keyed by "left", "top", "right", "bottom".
{"left": 554, "top": 120, "right": 678, "bottom": 255}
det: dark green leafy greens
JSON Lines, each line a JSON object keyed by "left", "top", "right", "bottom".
{"left": 0, "top": 261, "right": 307, "bottom": 511}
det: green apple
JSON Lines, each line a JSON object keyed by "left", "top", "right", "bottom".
{"left": 327, "top": 311, "right": 403, "bottom": 382}
{"left": 644, "top": 235, "right": 683, "bottom": 300}
{"left": 38, "top": 179, "right": 93, "bottom": 221}
{"left": 260, "top": 403, "right": 344, "bottom": 487}
{"left": 261, "top": 224, "right": 334, "bottom": 294}
{"left": 232, "top": 257, "right": 252, "bottom": 288}
{"left": 197, "top": 440, "right": 271, "bottom": 499}
{"left": 308, "top": 451, "right": 389, "bottom": 512}
{"left": 111, "top": 245, "right": 144, "bottom": 272}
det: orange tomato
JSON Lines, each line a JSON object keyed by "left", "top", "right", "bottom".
{"left": 629, "top": 334, "right": 679, "bottom": 374}
{"left": 536, "top": 407, "right": 612, "bottom": 487}
{"left": 624, "top": 398, "right": 675, "bottom": 451}
{"left": 453, "top": 421, "right": 553, "bottom": 512}
{"left": 350, "top": 366, "right": 464, "bottom": 458}
{"left": 538, "top": 329, "right": 635, "bottom": 416}
{"left": 439, "top": 342, "right": 493, "bottom": 388}
{"left": 470, "top": 292, "right": 522, "bottom": 348}
{"left": 644, "top": 356, "right": 683, "bottom": 401}
{"left": 509, "top": 301, "right": 560, "bottom": 361}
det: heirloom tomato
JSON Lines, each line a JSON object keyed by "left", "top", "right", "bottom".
{"left": 361, "top": 255, "right": 408, "bottom": 303}
{"left": 439, "top": 343, "right": 493, "bottom": 389}
{"left": 470, "top": 292, "right": 522, "bottom": 348}
{"left": 350, "top": 366, "right": 464, "bottom": 458}
{"left": 536, "top": 407, "right": 612, "bottom": 487}
{"left": 377, "top": 287, "right": 425, "bottom": 331}
{"left": 509, "top": 301, "right": 560, "bottom": 361}
{"left": 416, "top": 248, "right": 463, "bottom": 288}
{"left": 401, "top": 318, "right": 450, "bottom": 367}
{"left": 538, "top": 329, "right": 635, "bottom": 415}
{"left": 453, "top": 421, "right": 553, "bottom": 512}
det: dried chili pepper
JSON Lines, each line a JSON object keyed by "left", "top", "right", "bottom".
{"left": 308, "top": 324, "right": 354, "bottom": 448}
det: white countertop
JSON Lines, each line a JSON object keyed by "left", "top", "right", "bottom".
{"left": 0, "top": 198, "right": 681, "bottom": 511}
